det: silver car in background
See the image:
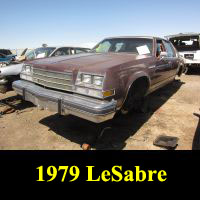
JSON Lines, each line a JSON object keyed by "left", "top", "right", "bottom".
{"left": 0, "top": 46, "right": 90, "bottom": 93}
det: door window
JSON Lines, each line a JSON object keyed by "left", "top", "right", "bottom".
{"left": 75, "top": 48, "right": 88, "bottom": 54}
{"left": 163, "top": 41, "right": 176, "bottom": 57}
{"left": 26, "top": 50, "right": 35, "bottom": 60}
{"left": 53, "top": 48, "right": 70, "bottom": 57}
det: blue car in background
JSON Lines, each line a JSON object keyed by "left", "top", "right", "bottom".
{"left": 0, "top": 49, "right": 16, "bottom": 63}
{"left": 0, "top": 53, "right": 15, "bottom": 64}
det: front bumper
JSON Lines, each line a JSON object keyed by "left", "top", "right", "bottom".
{"left": 12, "top": 80, "right": 117, "bottom": 123}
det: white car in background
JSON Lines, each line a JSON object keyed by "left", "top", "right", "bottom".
{"left": 166, "top": 33, "right": 200, "bottom": 73}
{"left": 0, "top": 46, "right": 90, "bottom": 93}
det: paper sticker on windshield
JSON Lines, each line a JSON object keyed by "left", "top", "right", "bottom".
{"left": 136, "top": 45, "right": 150, "bottom": 55}
{"left": 36, "top": 53, "right": 46, "bottom": 58}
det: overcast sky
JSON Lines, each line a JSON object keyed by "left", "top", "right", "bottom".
{"left": 1, "top": 0, "right": 200, "bottom": 49}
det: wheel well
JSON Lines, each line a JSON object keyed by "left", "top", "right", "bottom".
{"left": 125, "top": 77, "right": 150, "bottom": 101}
{"left": 121, "top": 76, "right": 150, "bottom": 111}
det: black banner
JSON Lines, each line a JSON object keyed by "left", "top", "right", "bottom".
{"left": 0, "top": 151, "right": 199, "bottom": 188}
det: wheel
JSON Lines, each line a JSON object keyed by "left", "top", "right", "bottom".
{"left": 120, "top": 83, "right": 148, "bottom": 115}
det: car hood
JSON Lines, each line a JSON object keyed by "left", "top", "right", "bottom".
{"left": 27, "top": 53, "right": 151, "bottom": 74}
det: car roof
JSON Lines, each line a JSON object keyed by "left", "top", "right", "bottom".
{"left": 102, "top": 36, "right": 166, "bottom": 41}
{"left": 34, "top": 46, "right": 90, "bottom": 50}
{"left": 166, "top": 33, "right": 200, "bottom": 39}
{"left": 55, "top": 46, "right": 90, "bottom": 49}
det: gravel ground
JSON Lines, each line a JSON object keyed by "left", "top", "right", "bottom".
{"left": 0, "top": 70, "right": 200, "bottom": 150}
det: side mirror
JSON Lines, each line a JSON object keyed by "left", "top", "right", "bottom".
{"left": 160, "top": 51, "right": 168, "bottom": 58}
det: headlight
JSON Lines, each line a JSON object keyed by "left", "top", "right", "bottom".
{"left": 76, "top": 73, "right": 104, "bottom": 88}
{"left": 93, "top": 76, "right": 104, "bottom": 86}
{"left": 75, "top": 73, "right": 114, "bottom": 99}
{"left": 20, "top": 65, "right": 33, "bottom": 81}
{"left": 82, "top": 74, "right": 92, "bottom": 84}
{"left": 22, "top": 65, "right": 32, "bottom": 75}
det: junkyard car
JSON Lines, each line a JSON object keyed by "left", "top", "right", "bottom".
{"left": 0, "top": 49, "right": 16, "bottom": 60}
{"left": 0, "top": 46, "right": 90, "bottom": 93}
{"left": 166, "top": 33, "right": 200, "bottom": 72}
{"left": 0, "top": 53, "right": 15, "bottom": 63}
{"left": 15, "top": 48, "right": 33, "bottom": 62}
{"left": 13, "top": 37, "right": 182, "bottom": 123}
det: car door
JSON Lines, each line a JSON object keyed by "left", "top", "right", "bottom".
{"left": 152, "top": 39, "right": 171, "bottom": 85}
{"left": 163, "top": 40, "right": 179, "bottom": 77}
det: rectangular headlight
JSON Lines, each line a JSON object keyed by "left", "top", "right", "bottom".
{"left": 82, "top": 74, "right": 92, "bottom": 84}
{"left": 22, "top": 65, "right": 32, "bottom": 75}
{"left": 93, "top": 76, "right": 104, "bottom": 86}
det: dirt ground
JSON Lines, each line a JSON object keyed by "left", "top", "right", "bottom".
{"left": 0, "top": 70, "right": 200, "bottom": 150}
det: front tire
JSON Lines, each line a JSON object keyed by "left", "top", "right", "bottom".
{"left": 120, "top": 83, "right": 148, "bottom": 115}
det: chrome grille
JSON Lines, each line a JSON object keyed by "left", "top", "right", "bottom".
{"left": 32, "top": 68, "right": 73, "bottom": 91}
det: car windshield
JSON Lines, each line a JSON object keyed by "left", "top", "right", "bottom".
{"left": 34, "top": 47, "right": 56, "bottom": 57}
{"left": 169, "top": 35, "right": 200, "bottom": 51}
{"left": 0, "top": 49, "right": 12, "bottom": 55}
{"left": 91, "top": 38, "right": 153, "bottom": 55}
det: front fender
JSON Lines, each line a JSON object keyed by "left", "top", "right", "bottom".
{"left": 0, "top": 63, "right": 23, "bottom": 77}
{"left": 125, "top": 71, "right": 151, "bottom": 94}
{"left": 119, "top": 71, "right": 151, "bottom": 109}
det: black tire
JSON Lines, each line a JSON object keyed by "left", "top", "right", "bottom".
{"left": 120, "top": 84, "right": 148, "bottom": 115}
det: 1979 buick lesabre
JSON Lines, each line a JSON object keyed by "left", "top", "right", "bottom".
{"left": 12, "top": 36, "right": 182, "bottom": 123}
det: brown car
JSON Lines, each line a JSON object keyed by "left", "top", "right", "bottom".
{"left": 12, "top": 36, "right": 182, "bottom": 123}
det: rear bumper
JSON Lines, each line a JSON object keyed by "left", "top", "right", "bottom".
{"left": 184, "top": 59, "right": 200, "bottom": 66}
{"left": 12, "top": 80, "right": 117, "bottom": 123}
{"left": 186, "top": 63, "right": 200, "bottom": 68}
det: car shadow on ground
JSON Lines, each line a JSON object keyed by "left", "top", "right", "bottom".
{"left": 192, "top": 112, "right": 200, "bottom": 150}
{"left": 39, "top": 79, "right": 185, "bottom": 150}
{"left": 187, "top": 68, "right": 200, "bottom": 75}
{"left": 0, "top": 95, "right": 33, "bottom": 111}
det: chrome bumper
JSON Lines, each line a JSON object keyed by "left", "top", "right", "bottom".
{"left": 12, "top": 80, "right": 117, "bottom": 123}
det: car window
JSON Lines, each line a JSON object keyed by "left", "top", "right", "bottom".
{"left": 169, "top": 35, "right": 200, "bottom": 51}
{"left": 92, "top": 38, "right": 153, "bottom": 55}
{"left": 163, "top": 41, "right": 176, "bottom": 57}
{"left": 35, "top": 47, "right": 56, "bottom": 58}
{"left": 26, "top": 50, "right": 35, "bottom": 60}
{"left": 52, "top": 48, "right": 70, "bottom": 57}
{"left": 156, "top": 40, "right": 166, "bottom": 57}
{"left": 0, "top": 53, "right": 5, "bottom": 58}
{"left": 0, "top": 50, "right": 9, "bottom": 55}
{"left": 75, "top": 48, "right": 88, "bottom": 54}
